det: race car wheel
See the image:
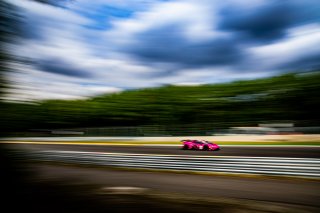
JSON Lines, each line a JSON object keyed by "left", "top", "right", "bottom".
{"left": 203, "top": 145, "right": 209, "bottom": 151}
{"left": 182, "top": 145, "right": 188, "bottom": 150}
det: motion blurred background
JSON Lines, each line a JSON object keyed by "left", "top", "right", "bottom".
{"left": 0, "top": 0, "right": 319, "bottom": 212}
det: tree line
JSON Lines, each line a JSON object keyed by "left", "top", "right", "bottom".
{"left": 1, "top": 72, "right": 320, "bottom": 135}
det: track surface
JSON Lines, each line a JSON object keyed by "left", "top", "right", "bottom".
{"left": 5, "top": 142, "right": 320, "bottom": 210}
{"left": 9, "top": 143, "right": 320, "bottom": 158}
{"left": 32, "top": 163, "right": 320, "bottom": 209}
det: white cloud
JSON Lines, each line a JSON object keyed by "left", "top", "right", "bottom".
{"left": 8, "top": 0, "right": 91, "bottom": 25}
{"left": 3, "top": 0, "right": 320, "bottom": 102}
{"left": 105, "top": 0, "right": 223, "bottom": 44}
{"left": 68, "top": 0, "right": 155, "bottom": 13}
{"left": 159, "top": 66, "right": 273, "bottom": 86}
{"left": 4, "top": 63, "right": 122, "bottom": 102}
{"left": 249, "top": 24, "right": 320, "bottom": 70}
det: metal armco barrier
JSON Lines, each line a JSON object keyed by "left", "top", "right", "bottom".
{"left": 29, "top": 150, "right": 320, "bottom": 178}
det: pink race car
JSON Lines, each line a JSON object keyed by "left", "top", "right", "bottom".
{"left": 181, "top": 139, "right": 220, "bottom": 151}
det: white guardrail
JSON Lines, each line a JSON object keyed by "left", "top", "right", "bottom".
{"left": 28, "top": 150, "right": 320, "bottom": 178}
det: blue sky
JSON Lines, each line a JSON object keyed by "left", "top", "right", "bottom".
{"left": 4, "top": 0, "right": 320, "bottom": 101}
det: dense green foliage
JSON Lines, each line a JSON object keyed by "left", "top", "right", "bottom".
{"left": 1, "top": 72, "right": 320, "bottom": 134}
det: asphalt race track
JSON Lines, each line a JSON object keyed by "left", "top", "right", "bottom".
{"left": 8, "top": 143, "right": 320, "bottom": 158}
{"left": 4, "top": 142, "right": 320, "bottom": 212}
{"left": 30, "top": 163, "right": 320, "bottom": 209}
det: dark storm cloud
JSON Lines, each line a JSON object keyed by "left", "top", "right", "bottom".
{"left": 36, "top": 58, "right": 92, "bottom": 78}
{"left": 123, "top": 24, "right": 244, "bottom": 67}
{"left": 218, "top": 0, "right": 320, "bottom": 42}
{"left": 20, "top": 17, "right": 47, "bottom": 40}
{"left": 119, "top": 0, "right": 320, "bottom": 71}
{"left": 218, "top": 3, "right": 295, "bottom": 41}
